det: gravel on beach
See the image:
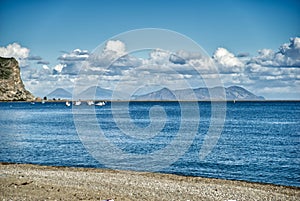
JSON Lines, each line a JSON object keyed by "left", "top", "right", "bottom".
{"left": 0, "top": 163, "right": 299, "bottom": 201}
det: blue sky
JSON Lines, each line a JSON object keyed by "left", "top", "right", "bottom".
{"left": 0, "top": 0, "right": 299, "bottom": 99}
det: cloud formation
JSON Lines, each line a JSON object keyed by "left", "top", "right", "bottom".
{"left": 169, "top": 54, "right": 186, "bottom": 65}
{"left": 56, "top": 49, "right": 89, "bottom": 75}
{"left": 58, "top": 49, "right": 89, "bottom": 62}
{"left": 0, "top": 43, "right": 30, "bottom": 66}
{"left": 213, "top": 47, "right": 244, "bottom": 73}
{"left": 104, "top": 40, "right": 126, "bottom": 56}
{"left": 1, "top": 37, "right": 299, "bottom": 99}
{"left": 37, "top": 61, "right": 50, "bottom": 65}
{"left": 54, "top": 37, "right": 300, "bottom": 99}
{"left": 278, "top": 37, "right": 300, "bottom": 66}
{"left": 27, "top": 55, "right": 42, "bottom": 61}
{"left": 89, "top": 40, "right": 127, "bottom": 67}
{"left": 53, "top": 63, "right": 66, "bottom": 74}
{"left": 250, "top": 37, "right": 300, "bottom": 67}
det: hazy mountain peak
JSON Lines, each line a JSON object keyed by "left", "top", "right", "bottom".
{"left": 134, "top": 85, "right": 264, "bottom": 101}
{"left": 77, "top": 86, "right": 113, "bottom": 100}
{"left": 46, "top": 88, "right": 72, "bottom": 99}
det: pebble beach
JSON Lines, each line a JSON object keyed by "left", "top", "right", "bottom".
{"left": 0, "top": 163, "right": 299, "bottom": 200}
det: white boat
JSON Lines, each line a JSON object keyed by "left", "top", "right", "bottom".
{"left": 73, "top": 101, "right": 81, "bottom": 106}
{"left": 95, "top": 101, "right": 105, "bottom": 106}
{"left": 66, "top": 101, "right": 71, "bottom": 107}
{"left": 87, "top": 101, "right": 94, "bottom": 106}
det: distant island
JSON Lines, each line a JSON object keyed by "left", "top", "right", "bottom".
{"left": 134, "top": 86, "right": 265, "bottom": 101}
{"left": 47, "top": 85, "right": 264, "bottom": 101}
{"left": 46, "top": 88, "right": 72, "bottom": 100}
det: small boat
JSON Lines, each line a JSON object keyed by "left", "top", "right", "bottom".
{"left": 41, "top": 100, "right": 45, "bottom": 104}
{"left": 87, "top": 101, "right": 94, "bottom": 106}
{"left": 95, "top": 101, "right": 105, "bottom": 106}
{"left": 66, "top": 101, "right": 71, "bottom": 107}
{"left": 30, "top": 102, "right": 35, "bottom": 105}
{"left": 73, "top": 101, "right": 81, "bottom": 106}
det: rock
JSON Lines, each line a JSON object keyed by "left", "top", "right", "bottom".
{"left": 0, "top": 57, "right": 34, "bottom": 101}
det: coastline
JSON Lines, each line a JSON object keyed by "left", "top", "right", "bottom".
{"left": 1, "top": 163, "right": 299, "bottom": 200}
{"left": 1, "top": 99, "right": 300, "bottom": 102}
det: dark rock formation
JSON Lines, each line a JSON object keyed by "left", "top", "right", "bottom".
{"left": 0, "top": 57, "right": 34, "bottom": 101}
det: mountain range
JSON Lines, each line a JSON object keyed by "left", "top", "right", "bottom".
{"left": 134, "top": 86, "right": 264, "bottom": 101}
{"left": 46, "top": 88, "right": 72, "bottom": 99}
{"left": 46, "top": 85, "right": 264, "bottom": 101}
{"left": 75, "top": 86, "right": 113, "bottom": 100}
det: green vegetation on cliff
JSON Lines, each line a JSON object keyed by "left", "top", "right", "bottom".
{"left": 0, "top": 57, "right": 34, "bottom": 101}
{"left": 0, "top": 57, "right": 13, "bottom": 79}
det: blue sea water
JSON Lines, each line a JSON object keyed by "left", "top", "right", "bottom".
{"left": 0, "top": 101, "right": 299, "bottom": 187}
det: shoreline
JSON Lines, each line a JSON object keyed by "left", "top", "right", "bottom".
{"left": 1, "top": 162, "right": 299, "bottom": 189}
{"left": 1, "top": 163, "right": 299, "bottom": 200}
{"left": 1, "top": 100, "right": 300, "bottom": 103}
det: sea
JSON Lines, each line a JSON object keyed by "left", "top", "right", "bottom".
{"left": 0, "top": 101, "right": 299, "bottom": 187}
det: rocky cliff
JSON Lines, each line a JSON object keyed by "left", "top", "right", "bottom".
{"left": 0, "top": 57, "right": 34, "bottom": 101}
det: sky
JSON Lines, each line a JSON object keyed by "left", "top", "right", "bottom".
{"left": 0, "top": 0, "right": 299, "bottom": 99}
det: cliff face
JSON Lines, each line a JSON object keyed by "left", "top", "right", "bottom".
{"left": 0, "top": 57, "right": 34, "bottom": 101}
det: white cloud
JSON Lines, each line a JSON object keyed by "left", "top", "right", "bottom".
{"left": 175, "top": 50, "right": 204, "bottom": 60}
{"left": 279, "top": 37, "right": 300, "bottom": 66}
{"left": 206, "top": 38, "right": 300, "bottom": 99}
{"left": 104, "top": 40, "right": 126, "bottom": 56}
{"left": 250, "top": 37, "right": 300, "bottom": 67}
{"left": 0, "top": 43, "right": 30, "bottom": 66}
{"left": 37, "top": 60, "right": 50, "bottom": 65}
{"left": 58, "top": 48, "right": 89, "bottom": 62}
{"left": 169, "top": 54, "right": 186, "bottom": 64}
{"left": 42, "top": 65, "right": 50, "bottom": 70}
{"left": 88, "top": 40, "right": 127, "bottom": 68}
{"left": 148, "top": 49, "right": 170, "bottom": 64}
{"left": 187, "top": 57, "right": 215, "bottom": 73}
{"left": 213, "top": 47, "right": 244, "bottom": 73}
{"left": 3, "top": 37, "right": 298, "bottom": 99}
{"left": 53, "top": 63, "right": 66, "bottom": 73}
{"left": 246, "top": 38, "right": 300, "bottom": 84}
{"left": 56, "top": 49, "right": 90, "bottom": 75}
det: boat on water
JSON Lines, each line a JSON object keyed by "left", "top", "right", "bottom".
{"left": 73, "top": 101, "right": 81, "bottom": 106}
{"left": 95, "top": 101, "right": 105, "bottom": 106}
{"left": 87, "top": 101, "right": 94, "bottom": 106}
{"left": 66, "top": 101, "right": 71, "bottom": 107}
